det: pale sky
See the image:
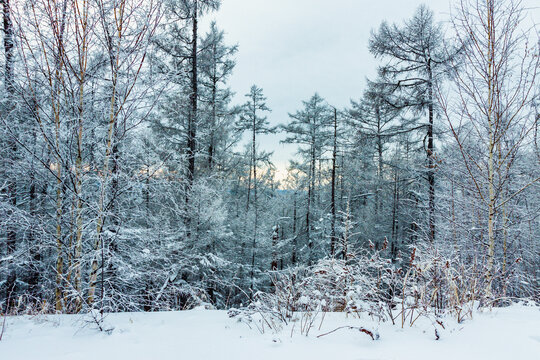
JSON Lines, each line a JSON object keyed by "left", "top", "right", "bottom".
{"left": 201, "top": 0, "right": 539, "bottom": 181}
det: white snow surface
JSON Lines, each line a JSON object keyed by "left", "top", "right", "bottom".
{"left": 1, "top": 304, "right": 539, "bottom": 360}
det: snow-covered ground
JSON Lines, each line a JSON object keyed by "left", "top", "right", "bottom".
{"left": 1, "top": 304, "right": 539, "bottom": 360}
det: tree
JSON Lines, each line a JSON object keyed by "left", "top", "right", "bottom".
{"left": 1, "top": 0, "right": 17, "bottom": 310}
{"left": 329, "top": 106, "right": 338, "bottom": 257}
{"left": 439, "top": 0, "right": 539, "bottom": 299}
{"left": 199, "top": 22, "right": 239, "bottom": 171}
{"left": 155, "top": 0, "right": 220, "bottom": 237}
{"left": 349, "top": 82, "right": 402, "bottom": 234}
{"left": 87, "top": 0, "right": 161, "bottom": 309}
{"left": 369, "top": 5, "right": 456, "bottom": 242}
{"left": 348, "top": 80, "right": 425, "bottom": 256}
{"left": 236, "top": 85, "right": 273, "bottom": 296}
{"left": 282, "top": 93, "right": 332, "bottom": 264}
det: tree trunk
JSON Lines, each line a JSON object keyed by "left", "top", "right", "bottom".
{"left": 208, "top": 54, "right": 217, "bottom": 170}
{"left": 73, "top": 50, "right": 86, "bottom": 312}
{"left": 52, "top": 0, "right": 69, "bottom": 313}
{"left": 28, "top": 134, "right": 40, "bottom": 298}
{"left": 375, "top": 103, "right": 383, "bottom": 227}
{"left": 485, "top": 0, "right": 496, "bottom": 298}
{"left": 186, "top": 0, "right": 198, "bottom": 207}
{"left": 427, "top": 60, "right": 435, "bottom": 243}
{"left": 391, "top": 169, "right": 399, "bottom": 260}
{"left": 271, "top": 225, "right": 278, "bottom": 271}
{"left": 2, "top": 0, "right": 17, "bottom": 311}
{"left": 249, "top": 106, "right": 258, "bottom": 297}
{"left": 330, "top": 107, "right": 337, "bottom": 257}
{"left": 306, "top": 145, "right": 315, "bottom": 265}
{"left": 90, "top": 0, "right": 118, "bottom": 306}
{"left": 292, "top": 191, "right": 297, "bottom": 265}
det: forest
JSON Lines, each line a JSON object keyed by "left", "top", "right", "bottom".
{"left": 0, "top": 0, "right": 539, "bottom": 329}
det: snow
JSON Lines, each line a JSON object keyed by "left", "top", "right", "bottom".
{"left": 1, "top": 304, "right": 539, "bottom": 360}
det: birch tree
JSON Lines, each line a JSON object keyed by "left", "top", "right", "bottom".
{"left": 440, "top": 0, "right": 539, "bottom": 299}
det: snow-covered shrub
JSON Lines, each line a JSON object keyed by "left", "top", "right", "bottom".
{"left": 235, "top": 241, "right": 519, "bottom": 331}
{"left": 398, "top": 245, "right": 498, "bottom": 324}
{"left": 232, "top": 244, "right": 402, "bottom": 331}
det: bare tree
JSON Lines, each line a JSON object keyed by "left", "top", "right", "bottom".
{"left": 88, "top": 0, "right": 161, "bottom": 308}
{"left": 439, "top": 0, "right": 539, "bottom": 299}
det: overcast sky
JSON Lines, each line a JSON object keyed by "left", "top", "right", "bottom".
{"left": 200, "top": 0, "right": 538, "bottom": 180}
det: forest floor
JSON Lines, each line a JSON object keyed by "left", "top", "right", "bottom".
{"left": 1, "top": 303, "right": 538, "bottom": 360}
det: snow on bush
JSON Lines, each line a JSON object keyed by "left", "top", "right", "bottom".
{"left": 231, "top": 242, "right": 525, "bottom": 335}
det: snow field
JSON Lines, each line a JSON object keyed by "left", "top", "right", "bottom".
{"left": 1, "top": 304, "right": 539, "bottom": 360}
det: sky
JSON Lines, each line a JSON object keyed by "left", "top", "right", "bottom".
{"left": 200, "top": 0, "right": 539, "bottom": 181}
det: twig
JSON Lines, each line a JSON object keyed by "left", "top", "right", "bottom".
{"left": 317, "top": 326, "right": 377, "bottom": 340}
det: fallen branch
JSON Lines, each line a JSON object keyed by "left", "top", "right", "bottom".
{"left": 317, "top": 326, "right": 378, "bottom": 340}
